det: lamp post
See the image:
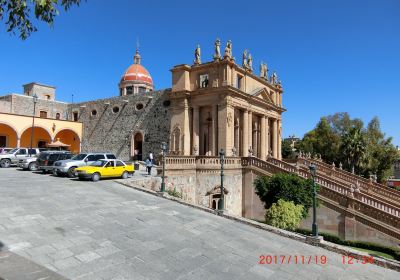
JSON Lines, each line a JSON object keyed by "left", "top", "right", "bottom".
{"left": 309, "top": 163, "right": 318, "bottom": 237}
{"left": 219, "top": 149, "right": 225, "bottom": 211}
{"left": 160, "top": 142, "right": 167, "bottom": 192}
{"left": 29, "top": 94, "right": 38, "bottom": 157}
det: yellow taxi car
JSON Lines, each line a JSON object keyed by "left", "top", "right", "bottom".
{"left": 75, "top": 159, "right": 134, "bottom": 181}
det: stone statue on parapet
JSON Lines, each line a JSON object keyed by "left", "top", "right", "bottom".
{"left": 242, "top": 49, "right": 248, "bottom": 68}
{"left": 247, "top": 53, "right": 253, "bottom": 71}
{"left": 260, "top": 62, "right": 268, "bottom": 79}
{"left": 194, "top": 44, "right": 201, "bottom": 65}
{"left": 271, "top": 71, "right": 278, "bottom": 84}
{"left": 224, "top": 40, "right": 232, "bottom": 59}
{"left": 232, "top": 146, "right": 237, "bottom": 157}
{"left": 213, "top": 38, "right": 221, "bottom": 60}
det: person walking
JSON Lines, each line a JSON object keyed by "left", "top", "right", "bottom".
{"left": 145, "top": 157, "right": 153, "bottom": 175}
{"left": 149, "top": 151, "right": 154, "bottom": 164}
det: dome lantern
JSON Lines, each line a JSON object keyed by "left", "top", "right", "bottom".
{"left": 119, "top": 47, "right": 153, "bottom": 96}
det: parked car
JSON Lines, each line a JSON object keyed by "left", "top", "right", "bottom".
{"left": 18, "top": 155, "right": 40, "bottom": 171}
{"left": 75, "top": 159, "right": 134, "bottom": 181}
{"left": 0, "top": 148, "right": 13, "bottom": 154}
{"left": 0, "top": 148, "right": 46, "bottom": 168}
{"left": 53, "top": 153, "right": 117, "bottom": 177}
{"left": 37, "top": 151, "right": 74, "bottom": 173}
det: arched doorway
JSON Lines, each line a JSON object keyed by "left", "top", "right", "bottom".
{"left": 132, "top": 132, "right": 143, "bottom": 160}
{"left": 0, "top": 123, "right": 18, "bottom": 147}
{"left": 55, "top": 129, "right": 81, "bottom": 154}
{"left": 20, "top": 127, "right": 51, "bottom": 148}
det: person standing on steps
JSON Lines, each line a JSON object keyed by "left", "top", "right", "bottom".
{"left": 145, "top": 157, "right": 153, "bottom": 175}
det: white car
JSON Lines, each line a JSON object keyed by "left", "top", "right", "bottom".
{"left": 17, "top": 156, "right": 39, "bottom": 171}
{"left": 0, "top": 148, "right": 45, "bottom": 168}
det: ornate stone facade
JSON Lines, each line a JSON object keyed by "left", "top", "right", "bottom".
{"left": 170, "top": 52, "right": 285, "bottom": 159}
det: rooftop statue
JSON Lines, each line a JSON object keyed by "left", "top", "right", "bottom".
{"left": 194, "top": 44, "right": 201, "bottom": 65}
{"left": 248, "top": 53, "right": 253, "bottom": 71}
{"left": 213, "top": 38, "right": 221, "bottom": 60}
{"left": 260, "top": 62, "right": 265, "bottom": 78}
{"left": 271, "top": 71, "right": 278, "bottom": 84}
{"left": 224, "top": 40, "right": 232, "bottom": 59}
{"left": 242, "top": 49, "right": 248, "bottom": 68}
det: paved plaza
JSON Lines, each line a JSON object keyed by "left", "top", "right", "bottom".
{"left": 0, "top": 168, "right": 398, "bottom": 280}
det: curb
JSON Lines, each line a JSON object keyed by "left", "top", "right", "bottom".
{"left": 114, "top": 180, "right": 400, "bottom": 272}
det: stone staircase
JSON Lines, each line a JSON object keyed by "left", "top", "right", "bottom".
{"left": 293, "top": 156, "right": 400, "bottom": 205}
{"left": 241, "top": 156, "right": 400, "bottom": 241}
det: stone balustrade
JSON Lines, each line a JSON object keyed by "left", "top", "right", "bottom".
{"left": 164, "top": 156, "right": 241, "bottom": 170}
{"left": 242, "top": 156, "right": 400, "bottom": 237}
{"left": 297, "top": 157, "right": 400, "bottom": 205}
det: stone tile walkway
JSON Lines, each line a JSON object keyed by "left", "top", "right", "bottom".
{"left": 0, "top": 168, "right": 398, "bottom": 279}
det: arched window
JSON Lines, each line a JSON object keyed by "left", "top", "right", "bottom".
{"left": 55, "top": 113, "right": 61, "bottom": 120}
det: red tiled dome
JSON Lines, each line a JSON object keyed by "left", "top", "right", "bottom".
{"left": 121, "top": 64, "right": 153, "bottom": 85}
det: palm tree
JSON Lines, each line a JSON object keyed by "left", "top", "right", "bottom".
{"left": 341, "top": 127, "right": 367, "bottom": 173}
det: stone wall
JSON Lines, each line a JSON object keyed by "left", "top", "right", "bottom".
{"left": 164, "top": 168, "right": 243, "bottom": 217}
{"left": 69, "top": 90, "right": 171, "bottom": 161}
{"left": 0, "top": 94, "right": 69, "bottom": 120}
{"left": 299, "top": 202, "right": 399, "bottom": 247}
{"left": 0, "top": 95, "right": 11, "bottom": 113}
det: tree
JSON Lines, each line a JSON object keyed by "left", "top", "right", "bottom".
{"left": 300, "top": 117, "right": 341, "bottom": 164}
{"left": 0, "top": 0, "right": 84, "bottom": 39}
{"left": 298, "top": 113, "right": 397, "bottom": 183}
{"left": 265, "top": 199, "right": 304, "bottom": 230}
{"left": 254, "top": 173, "right": 318, "bottom": 219}
{"left": 340, "top": 126, "right": 367, "bottom": 173}
{"left": 363, "top": 117, "right": 398, "bottom": 182}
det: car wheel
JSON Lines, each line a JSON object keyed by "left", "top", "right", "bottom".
{"left": 92, "top": 172, "right": 100, "bottom": 182}
{"left": 42, "top": 169, "right": 47, "bottom": 174}
{"left": 121, "top": 171, "right": 128, "bottom": 179}
{"left": 67, "top": 167, "right": 76, "bottom": 178}
{"left": 0, "top": 159, "right": 11, "bottom": 168}
{"left": 29, "top": 162, "right": 38, "bottom": 171}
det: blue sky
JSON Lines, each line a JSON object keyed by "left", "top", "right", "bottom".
{"left": 1, "top": 0, "right": 399, "bottom": 145}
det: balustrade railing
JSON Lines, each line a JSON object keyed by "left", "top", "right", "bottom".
{"left": 242, "top": 157, "right": 400, "bottom": 233}
{"left": 297, "top": 157, "right": 400, "bottom": 205}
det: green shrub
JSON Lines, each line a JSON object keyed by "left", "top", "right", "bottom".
{"left": 255, "top": 173, "right": 319, "bottom": 218}
{"left": 265, "top": 199, "right": 304, "bottom": 230}
{"left": 294, "top": 228, "right": 400, "bottom": 261}
{"left": 167, "top": 187, "right": 182, "bottom": 199}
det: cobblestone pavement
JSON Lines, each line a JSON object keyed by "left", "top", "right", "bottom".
{"left": 0, "top": 168, "right": 398, "bottom": 280}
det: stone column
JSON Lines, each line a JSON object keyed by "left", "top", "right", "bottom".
{"left": 272, "top": 118, "right": 278, "bottom": 158}
{"left": 17, "top": 137, "right": 21, "bottom": 148}
{"left": 265, "top": 116, "right": 269, "bottom": 157}
{"left": 183, "top": 101, "right": 191, "bottom": 155}
{"left": 278, "top": 120, "right": 282, "bottom": 160}
{"left": 218, "top": 104, "right": 234, "bottom": 154}
{"left": 253, "top": 118, "right": 258, "bottom": 157}
{"left": 212, "top": 105, "right": 218, "bottom": 156}
{"left": 248, "top": 111, "right": 252, "bottom": 155}
{"left": 242, "top": 110, "right": 249, "bottom": 157}
{"left": 193, "top": 106, "right": 200, "bottom": 155}
{"left": 260, "top": 116, "right": 266, "bottom": 160}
